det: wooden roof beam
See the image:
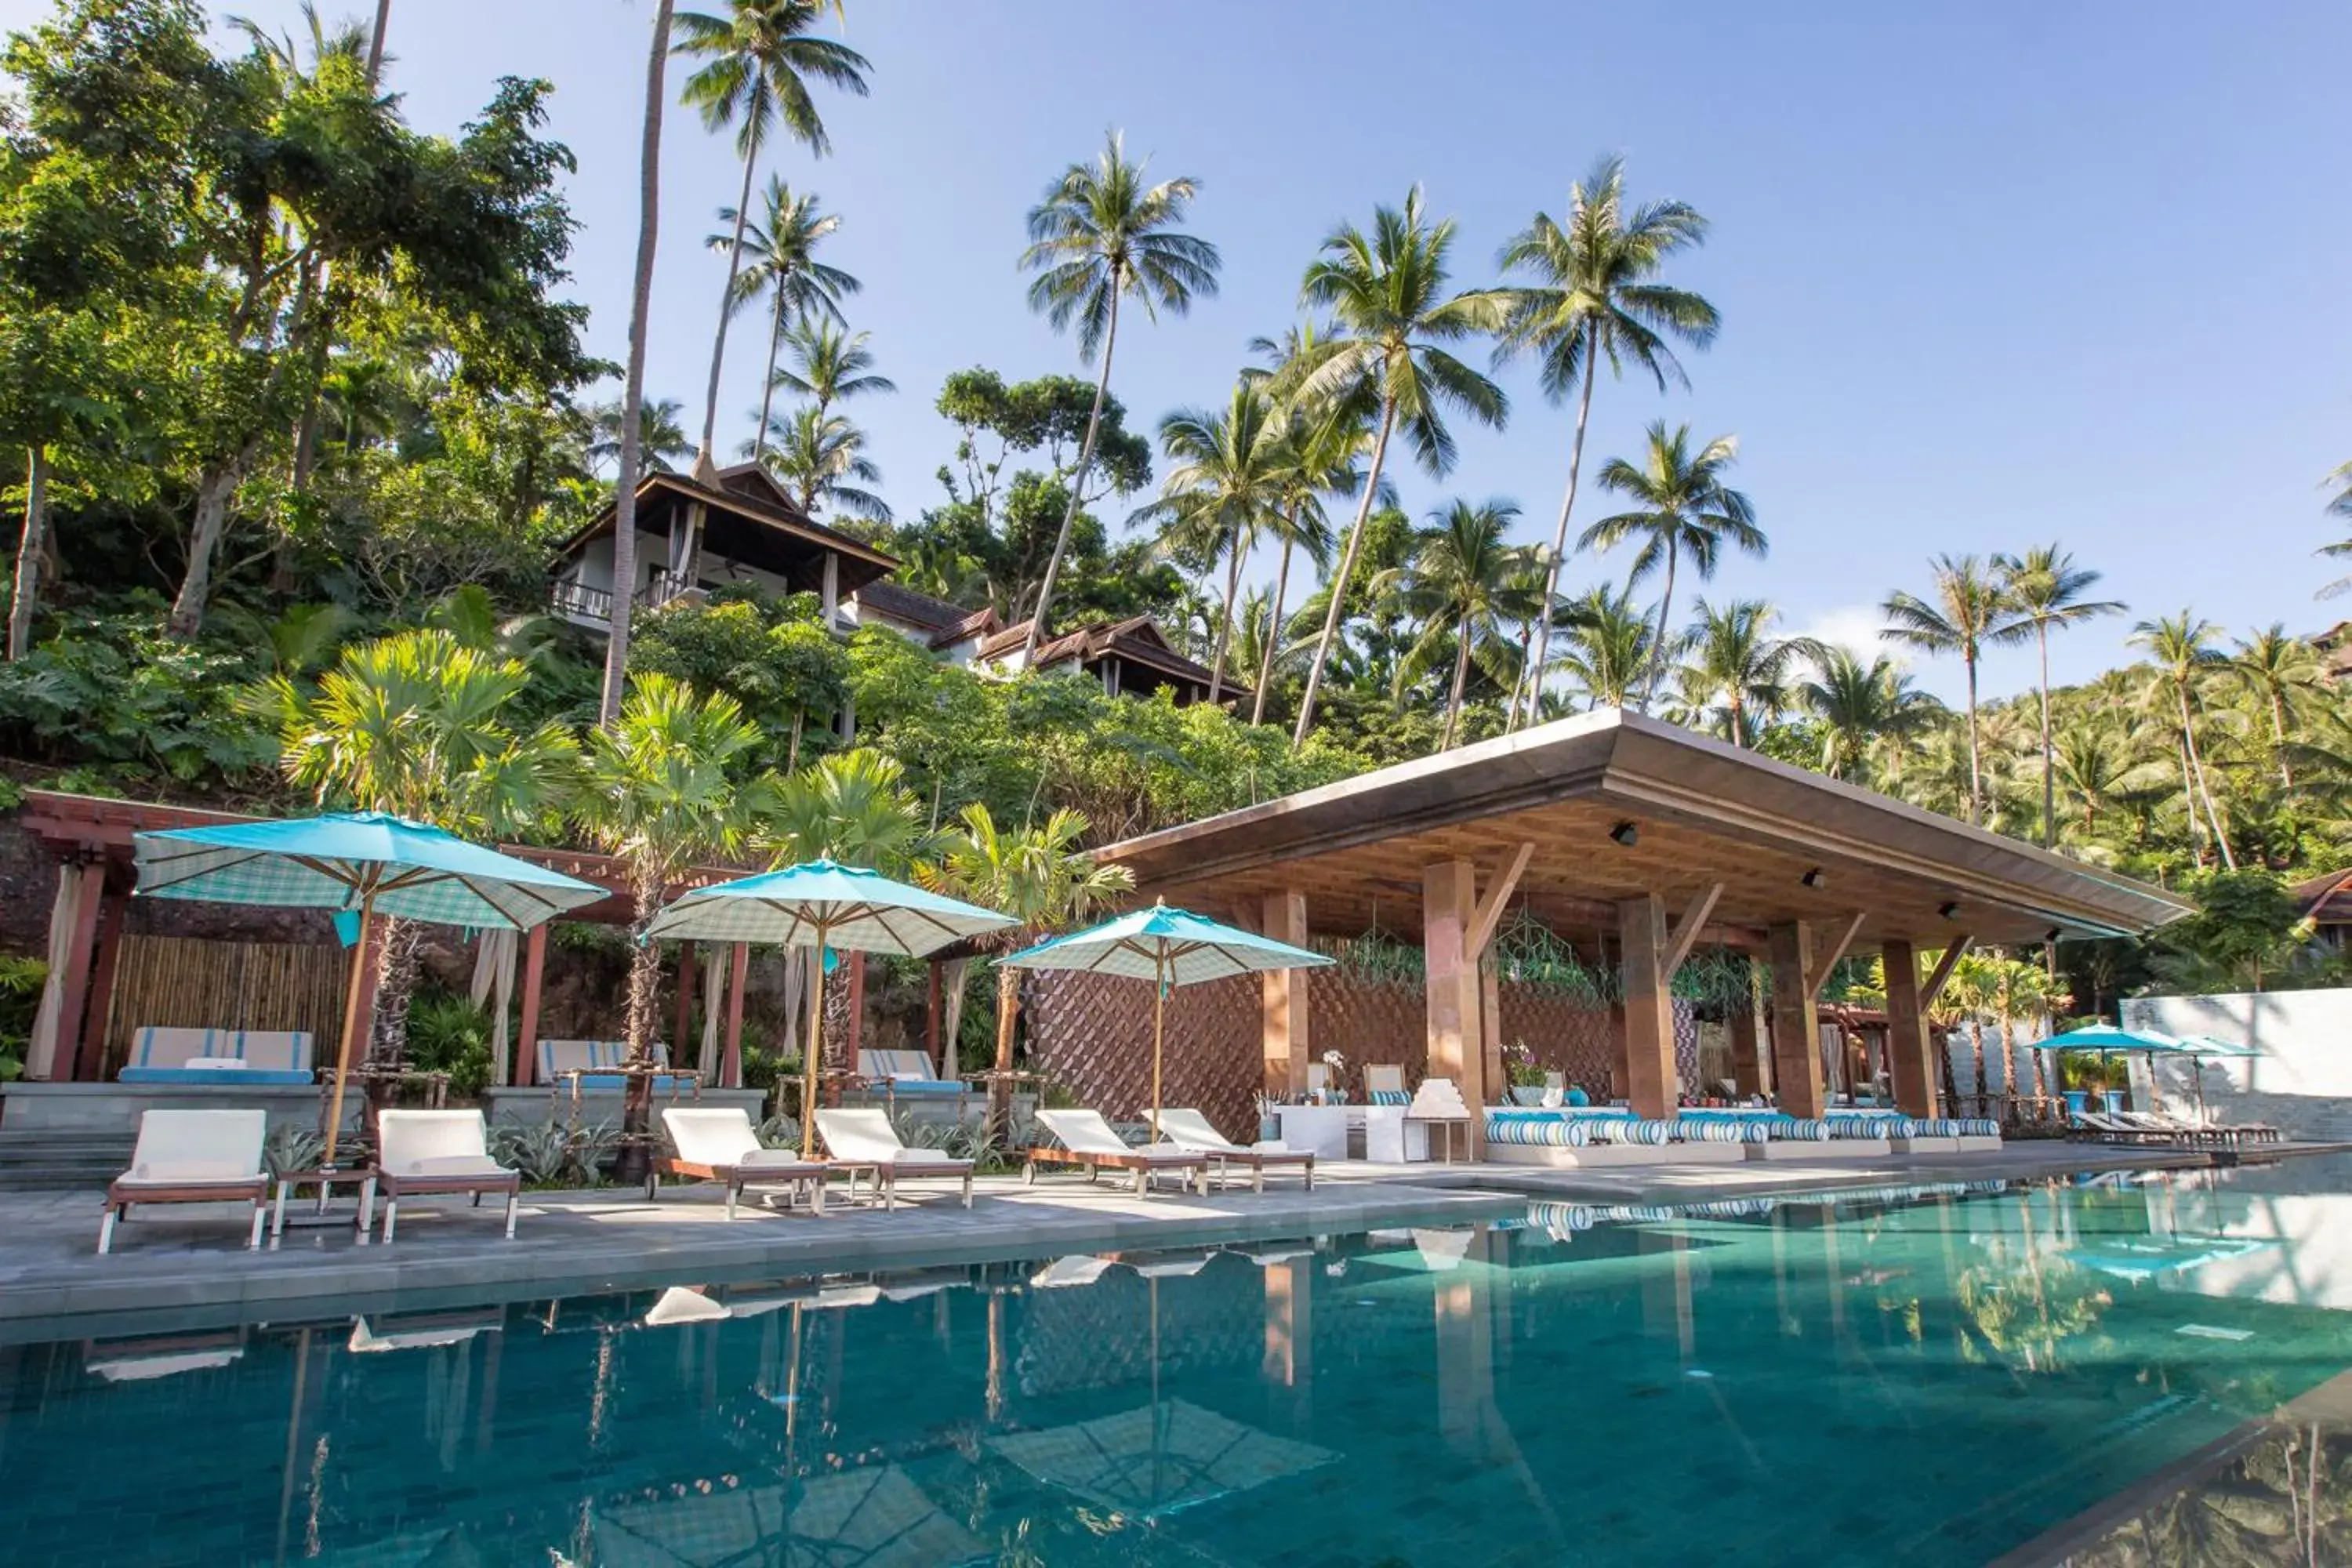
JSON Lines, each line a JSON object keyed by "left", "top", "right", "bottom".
{"left": 1464, "top": 842, "right": 1535, "bottom": 960}
{"left": 1921, "top": 935, "right": 1973, "bottom": 1009}
{"left": 1806, "top": 911, "right": 1868, "bottom": 997}
{"left": 1661, "top": 882, "right": 1726, "bottom": 976}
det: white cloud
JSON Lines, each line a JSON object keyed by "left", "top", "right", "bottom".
{"left": 1789, "top": 604, "right": 1903, "bottom": 669}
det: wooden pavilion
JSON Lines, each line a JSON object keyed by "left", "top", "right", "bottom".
{"left": 14, "top": 791, "right": 794, "bottom": 1088}
{"left": 1092, "top": 710, "right": 2188, "bottom": 1149}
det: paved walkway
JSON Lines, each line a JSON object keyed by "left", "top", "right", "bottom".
{"left": 5, "top": 1141, "right": 2325, "bottom": 1343}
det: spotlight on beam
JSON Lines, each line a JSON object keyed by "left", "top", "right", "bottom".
{"left": 1609, "top": 822, "right": 1639, "bottom": 848}
{"left": 1801, "top": 868, "right": 1826, "bottom": 889}
{"left": 2045, "top": 927, "right": 2063, "bottom": 944}
{"left": 1938, "top": 901, "right": 1961, "bottom": 920}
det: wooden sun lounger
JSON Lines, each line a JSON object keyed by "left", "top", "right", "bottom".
{"left": 1025, "top": 1109, "right": 1210, "bottom": 1196}
{"left": 814, "top": 1109, "right": 975, "bottom": 1211}
{"left": 373, "top": 1111, "right": 522, "bottom": 1242}
{"left": 100, "top": 1110, "right": 272, "bottom": 1255}
{"left": 653, "top": 1108, "right": 828, "bottom": 1218}
{"left": 1154, "top": 1108, "right": 1316, "bottom": 1192}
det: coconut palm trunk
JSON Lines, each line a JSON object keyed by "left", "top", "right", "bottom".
{"left": 600, "top": 0, "right": 676, "bottom": 724}
{"left": 1962, "top": 649, "right": 1984, "bottom": 826}
{"left": 752, "top": 277, "right": 789, "bottom": 460}
{"left": 988, "top": 964, "right": 1021, "bottom": 1142}
{"left": 2035, "top": 622, "right": 2056, "bottom": 847}
{"left": 1521, "top": 326, "right": 1597, "bottom": 731}
{"left": 617, "top": 862, "right": 666, "bottom": 1184}
{"left": 2178, "top": 688, "right": 2236, "bottom": 869}
{"left": 1294, "top": 397, "right": 1396, "bottom": 745}
{"left": 1638, "top": 543, "right": 1680, "bottom": 712}
{"left": 695, "top": 140, "right": 764, "bottom": 482}
{"left": 1443, "top": 612, "right": 1473, "bottom": 747}
{"left": 9, "top": 445, "right": 49, "bottom": 661}
{"left": 1207, "top": 524, "right": 1243, "bottom": 704}
{"left": 1024, "top": 287, "right": 1119, "bottom": 660}
{"left": 1251, "top": 520, "right": 1297, "bottom": 726}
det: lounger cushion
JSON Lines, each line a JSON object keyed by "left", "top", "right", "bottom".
{"left": 397, "top": 1155, "right": 510, "bottom": 1179}
{"left": 1369, "top": 1090, "right": 1410, "bottom": 1105}
{"left": 1484, "top": 1112, "right": 1590, "bottom": 1148}
{"left": 120, "top": 1028, "right": 317, "bottom": 1085}
{"left": 124, "top": 1109, "right": 267, "bottom": 1181}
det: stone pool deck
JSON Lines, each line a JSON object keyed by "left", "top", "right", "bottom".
{"left": 2, "top": 1140, "right": 2330, "bottom": 1344}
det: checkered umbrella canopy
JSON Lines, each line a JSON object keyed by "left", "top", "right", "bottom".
{"left": 132, "top": 811, "right": 604, "bottom": 929}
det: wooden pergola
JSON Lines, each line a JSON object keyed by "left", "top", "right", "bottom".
{"left": 1093, "top": 710, "right": 2189, "bottom": 1142}
{"left": 16, "top": 791, "right": 802, "bottom": 1087}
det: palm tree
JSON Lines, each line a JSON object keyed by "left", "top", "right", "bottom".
{"left": 922, "top": 804, "right": 1134, "bottom": 1138}
{"left": 2321, "top": 459, "right": 2352, "bottom": 597}
{"left": 2231, "top": 624, "right": 2317, "bottom": 787}
{"left": 1996, "top": 546, "right": 2122, "bottom": 847}
{"left": 1286, "top": 189, "right": 1511, "bottom": 744}
{"left": 751, "top": 405, "right": 887, "bottom": 521}
{"left": 1577, "top": 422, "right": 1762, "bottom": 712}
{"left": 673, "top": 0, "right": 869, "bottom": 479}
{"left": 1495, "top": 156, "right": 1718, "bottom": 731}
{"left": 576, "top": 673, "right": 769, "bottom": 1177}
{"left": 1798, "top": 647, "right": 1937, "bottom": 782}
{"left": 601, "top": 0, "right": 681, "bottom": 725}
{"left": 1018, "top": 130, "right": 1219, "bottom": 662}
{"left": 1548, "top": 584, "right": 1656, "bottom": 713}
{"left": 2051, "top": 717, "right": 2153, "bottom": 838}
{"left": 587, "top": 397, "right": 692, "bottom": 476}
{"left": 1143, "top": 380, "right": 1286, "bottom": 705}
{"left": 1880, "top": 555, "right": 2030, "bottom": 826}
{"left": 708, "top": 180, "right": 858, "bottom": 458}
{"left": 1374, "top": 499, "right": 1538, "bottom": 747}
{"left": 271, "top": 628, "right": 579, "bottom": 1071}
{"left": 2131, "top": 612, "right": 2237, "bottom": 868}
{"left": 1245, "top": 323, "right": 1367, "bottom": 725}
{"left": 1676, "top": 598, "right": 1817, "bottom": 747}
{"left": 769, "top": 315, "right": 891, "bottom": 423}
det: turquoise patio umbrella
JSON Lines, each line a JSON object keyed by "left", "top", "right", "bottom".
{"left": 999, "top": 901, "right": 1332, "bottom": 1142}
{"left": 646, "top": 858, "right": 1017, "bottom": 1157}
{"left": 134, "top": 811, "right": 605, "bottom": 1163}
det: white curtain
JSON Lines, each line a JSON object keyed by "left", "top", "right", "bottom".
{"left": 470, "top": 929, "right": 517, "bottom": 1087}
{"left": 779, "top": 948, "right": 808, "bottom": 1061}
{"left": 700, "top": 946, "right": 726, "bottom": 1073}
{"left": 25, "top": 864, "right": 85, "bottom": 1080}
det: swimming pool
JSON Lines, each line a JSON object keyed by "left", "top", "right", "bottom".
{"left": 5, "top": 1157, "right": 2348, "bottom": 1566}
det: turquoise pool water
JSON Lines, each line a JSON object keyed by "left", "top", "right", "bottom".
{"left": 5, "top": 1158, "right": 2351, "bottom": 1566}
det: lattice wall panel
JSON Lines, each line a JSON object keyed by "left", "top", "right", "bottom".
{"left": 1028, "top": 969, "right": 1702, "bottom": 1139}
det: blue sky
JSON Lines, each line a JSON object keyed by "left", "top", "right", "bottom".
{"left": 8, "top": 0, "right": 2348, "bottom": 702}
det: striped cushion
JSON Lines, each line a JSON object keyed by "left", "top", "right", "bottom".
{"left": 1957, "top": 1118, "right": 2000, "bottom": 1139}
{"left": 1621, "top": 1120, "right": 1675, "bottom": 1145}
{"left": 1370, "top": 1090, "right": 1410, "bottom": 1106}
{"left": 1772, "top": 1119, "right": 1831, "bottom": 1141}
{"left": 1668, "top": 1119, "right": 1745, "bottom": 1144}
{"left": 1527, "top": 1201, "right": 1595, "bottom": 1233}
{"left": 1483, "top": 1113, "right": 1589, "bottom": 1148}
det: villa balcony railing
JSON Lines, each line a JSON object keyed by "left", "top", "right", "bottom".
{"left": 551, "top": 571, "right": 697, "bottom": 627}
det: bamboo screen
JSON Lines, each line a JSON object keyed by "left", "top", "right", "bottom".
{"left": 99, "top": 935, "right": 349, "bottom": 1076}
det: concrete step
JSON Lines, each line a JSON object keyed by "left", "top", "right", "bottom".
{"left": 0, "top": 1130, "right": 132, "bottom": 1191}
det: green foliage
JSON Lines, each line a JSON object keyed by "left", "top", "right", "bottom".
{"left": 488, "top": 1117, "right": 620, "bottom": 1188}
{"left": 0, "top": 612, "right": 276, "bottom": 784}
{"left": 0, "top": 953, "right": 45, "bottom": 1080}
{"left": 405, "top": 989, "right": 495, "bottom": 1098}
{"left": 631, "top": 588, "right": 848, "bottom": 770}
{"left": 2148, "top": 869, "right": 2339, "bottom": 993}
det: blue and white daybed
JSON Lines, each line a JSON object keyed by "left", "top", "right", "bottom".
{"left": 118, "top": 1027, "right": 316, "bottom": 1086}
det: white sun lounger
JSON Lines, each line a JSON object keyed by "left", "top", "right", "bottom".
{"left": 654, "top": 1107, "right": 828, "bottom": 1218}
{"left": 814, "top": 1108, "right": 975, "bottom": 1211}
{"left": 1025, "top": 1109, "right": 1210, "bottom": 1196}
{"left": 1154, "top": 1108, "right": 1316, "bottom": 1192}
{"left": 374, "top": 1110, "right": 521, "bottom": 1242}
{"left": 100, "top": 1109, "right": 270, "bottom": 1254}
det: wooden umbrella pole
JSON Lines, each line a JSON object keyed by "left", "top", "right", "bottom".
{"left": 1150, "top": 946, "right": 1166, "bottom": 1145}
{"left": 800, "top": 920, "right": 826, "bottom": 1160}
{"left": 321, "top": 894, "right": 376, "bottom": 1167}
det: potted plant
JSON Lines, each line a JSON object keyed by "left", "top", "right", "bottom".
{"left": 1255, "top": 1091, "right": 1281, "bottom": 1143}
{"left": 1504, "top": 1039, "right": 1548, "bottom": 1105}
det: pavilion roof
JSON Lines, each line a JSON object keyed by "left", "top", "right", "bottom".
{"left": 1093, "top": 709, "right": 2190, "bottom": 949}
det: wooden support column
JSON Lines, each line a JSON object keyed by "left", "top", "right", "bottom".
{"left": 1882, "top": 938, "right": 1936, "bottom": 1119}
{"left": 722, "top": 942, "right": 750, "bottom": 1089}
{"left": 673, "top": 940, "right": 697, "bottom": 1063}
{"left": 1423, "top": 860, "right": 1485, "bottom": 1150}
{"left": 76, "top": 884, "right": 129, "bottom": 1081}
{"left": 1479, "top": 959, "right": 1504, "bottom": 1106}
{"left": 1768, "top": 921, "right": 1826, "bottom": 1118}
{"left": 56, "top": 860, "right": 107, "bottom": 1081}
{"left": 514, "top": 923, "right": 547, "bottom": 1087}
{"left": 1727, "top": 962, "right": 1769, "bottom": 1098}
{"left": 1617, "top": 894, "right": 1677, "bottom": 1119}
{"left": 1260, "top": 891, "right": 1312, "bottom": 1096}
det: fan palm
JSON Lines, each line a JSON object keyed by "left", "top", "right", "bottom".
{"left": 2051, "top": 717, "right": 2156, "bottom": 839}
{"left": 750, "top": 405, "right": 887, "bottom": 521}
{"left": 575, "top": 673, "right": 769, "bottom": 1173}
{"left": 1539, "top": 586, "right": 1650, "bottom": 716}
{"left": 1495, "top": 156, "right": 1718, "bottom": 730}
{"left": 707, "top": 180, "right": 858, "bottom": 458}
{"left": 1284, "top": 188, "right": 1511, "bottom": 745}
{"left": 2231, "top": 623, "right": 2318, "bottom": 787}
{"left": 758, "top": 747, "right": 927, "bottom": 871}
{"left": 769, "top": 315, "right": 891, "bottom": 421}
{"left": 1578, "top": 422, "right": 1762, "bottom": 713}
{"left": 1142, "top": 380, "right": 1287, "bottom": 706}
{"left": 2130, "top": 612, "right": 2236, "bottom": 868}
{"left": 1995, "top": 546, "right": 2122, "bottom": 846}
{"left": 601, "top": 0, "right": 681, "bottom": 724}
{"left": 673, "top": 0, "right": 869, "bottom": 478}
{"left": 1373, "top": 499, "right": 1538, "bottom": 747}
{"left": 1798, "top": 647, "right": 1938, "bottom": 782}
{"left": 1018, "top": 130, "right": 1220, "bottom": 662}
{"left": 922, "top": 803, "right": 1134, "bottom": 1136}
{"left": 1678, "top": 598, "right": 1817, "bottom": 747}
{"left": 1880, "top": 554, "right": 2030, "bottom": 826}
